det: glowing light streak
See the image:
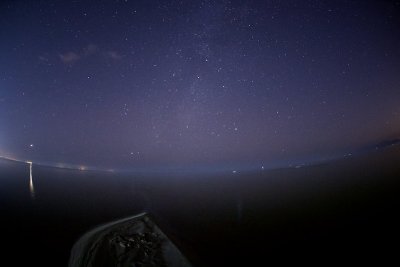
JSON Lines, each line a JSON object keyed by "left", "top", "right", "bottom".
{"left": 27, "top": 161, "right": 35, "bottom": 199}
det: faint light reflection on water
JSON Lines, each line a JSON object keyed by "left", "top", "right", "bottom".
{"left": 27, "top": 161, "right": 35, "bottom": 199}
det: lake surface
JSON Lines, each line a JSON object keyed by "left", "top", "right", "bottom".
{"left": 1, "top": 147, "right": 400, "bottom": 266}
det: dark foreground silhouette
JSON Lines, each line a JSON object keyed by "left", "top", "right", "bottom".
{"left": 69, "top": 213, "right": 191, "bottom": 267}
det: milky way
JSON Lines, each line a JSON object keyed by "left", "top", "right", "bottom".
{"left": 0, "top": 0, "right": 399, "bottom": 171}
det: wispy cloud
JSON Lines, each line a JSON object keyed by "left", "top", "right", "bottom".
{"left": 58, "top": 45, "right": 122, "bottom": 65}
{"left": 59, "top": 52, "right": 80, "bottom": 64}
{"left": 106, "top": 51, "right": 122, "bottom": 60}
{"left": 83, "top": 44, "right": 98, "bottom": 56}
{"left": 38, "top": 55, "right": 49, "bottom": 62}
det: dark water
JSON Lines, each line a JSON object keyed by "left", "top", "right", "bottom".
{"left": 1, "top": 147, "right": 400, "bottom": 266}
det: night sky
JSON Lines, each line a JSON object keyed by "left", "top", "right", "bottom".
{"left": 0, "top": 0, "right": 399, "bottom": 171}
